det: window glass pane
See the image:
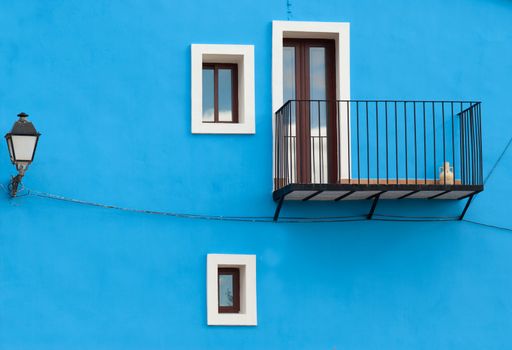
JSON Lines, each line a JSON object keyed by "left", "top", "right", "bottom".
{"left": 202, "top": 68, "right": 214, "bottom": 122}
{"left": 309, "top": 47, "right": 328, "bottom": 183}
{"left": 309, "top": 47, "right": 326, "bottom": 100}
{"left": 283, "top": 46, "right": 296, "bottom": 103}
{"left": 219, "top": 274, "right": 234, "bottom": 307}
{"left": 283, "top": 46, "right": 297, "bottom": 181}
{"left": 218, "top": 69, "right": 233, "bottom": 122}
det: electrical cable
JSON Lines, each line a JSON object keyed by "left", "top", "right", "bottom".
{"left": 0, "top": 184, "right": 511, "bottom": 227}
{"left": 23, "top": 189, "right": 371, "bottom": 224}
{"left": 372, "top": 213, "right": 459, "bottom": 220}
{"left": 1, "top": 135, "right": 511, "bottom": 226}
{"left": 0, "top": 185, "right": 459, "bottom": 224}
{"left": 462, "top": 219, "right": 512, "bottom": 233}
{"left": 484, "top": 136, "right": 512, "bottom": 184}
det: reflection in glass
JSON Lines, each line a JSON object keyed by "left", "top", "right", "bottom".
{"left": 218, "top": 69, "right": 233, "bottom": 122}
{"left": 309, "top": 47, "right": 328, "bottom": 183}
{"left": 283, "top": 47, "right": 296, "bottom": 103}
{"left": 219, "top": 274, "right": 234, "bottom": 307}
{"left": 283, "top": 46, "right": 298, "bottom": 183}
{"left": 309, "top": 47, "right": 326, "bottom": 100}
{"left": 202, "top": 68, "right": 215, "bottom": 122}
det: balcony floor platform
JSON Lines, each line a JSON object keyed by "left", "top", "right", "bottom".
{"left": 273, "top": 183, "right": 483, "bottom": 202}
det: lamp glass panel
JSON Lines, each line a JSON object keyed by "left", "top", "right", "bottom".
{"left": 6, "top": 137, "right": 14, "bottom": 161}
{"left": 11, "top": 135, "right": 37, "bottom": 161}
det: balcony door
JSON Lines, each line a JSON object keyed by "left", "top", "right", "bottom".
{"left": 283, "top": 39, "right": 337, "bottom": 184}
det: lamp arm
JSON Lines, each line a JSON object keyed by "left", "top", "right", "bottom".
{"left": 9, "top": 173, "right": 24, "bottom": 197}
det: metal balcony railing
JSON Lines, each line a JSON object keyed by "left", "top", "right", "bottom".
{"left": 274, "top": 100, "right": 483, "bottom": 190}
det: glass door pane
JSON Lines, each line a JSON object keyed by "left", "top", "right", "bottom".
{"left": 283, "top": 46, "right": 297, "bottom": 183}
{"left": 281, "top": 39, "right": 335, "bottom": 185}
{"left": 309, "top": 47, "right": 328, "bottom": 183}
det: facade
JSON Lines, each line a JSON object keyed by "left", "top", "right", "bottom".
{"left": 1, "top": 0, "right": 511, "bottom": 349}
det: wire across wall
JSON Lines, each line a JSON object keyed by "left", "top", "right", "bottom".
{"left": 0, "top": 184, "right": 507, "bottom": 229}
{"left": 1, "top": 135, "right": 511, "bottom": 228}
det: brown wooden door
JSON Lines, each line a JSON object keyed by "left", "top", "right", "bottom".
{"left": 283, "top": 39, "right": 337, "bottom": 184}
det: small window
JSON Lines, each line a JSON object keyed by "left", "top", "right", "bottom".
{"left": 202, "top": 64, "right": 238, "bottom": 124}
{"left": 206, "top": 254, "right": 257, "bottom": 326}
{"left": 218, "top": 268, "right": 240, "bottom": 313}
{"left": 191, "top": 44, "right": 255, "bottom": 134}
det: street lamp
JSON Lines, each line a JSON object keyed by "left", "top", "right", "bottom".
{"left": 5, "top": 112, "right": 41, "bottom": 197}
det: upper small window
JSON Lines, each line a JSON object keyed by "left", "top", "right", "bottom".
{"left": 191, "top": 44, "right": 255, "bottom": 134}
{"left": 202, "top": 64, "right": 239, "bottom": 123}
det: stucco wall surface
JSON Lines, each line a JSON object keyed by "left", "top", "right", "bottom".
{"left": 1, "top": 0, "right": 511, "bottom": 349}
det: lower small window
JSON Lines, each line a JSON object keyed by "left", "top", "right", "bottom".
{"left": 207, "top": 254, "right": 257, "bottom": 326}
{"left": 218, "top": 268, "right": 240, "bottom": 313}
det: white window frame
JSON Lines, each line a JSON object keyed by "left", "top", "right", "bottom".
{"left": 191, "top": 44, "right": 255, "bottom": 134}
{"left": 207, "top": 254, "right": 257, "bottom": 326}
{"left": 271, "top": 21, "right": 351, "bottom": 185}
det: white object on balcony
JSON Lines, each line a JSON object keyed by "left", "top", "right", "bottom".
{"left": 439, "top": 161, "right": 454, "bottom": 185}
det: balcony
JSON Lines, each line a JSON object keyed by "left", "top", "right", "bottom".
{"left": 273, "top": 100, "right": 483, "bottom": 220}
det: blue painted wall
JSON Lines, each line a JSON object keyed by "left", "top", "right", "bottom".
{"left": 1, "top": 0, "right": 511, "bottom": 349}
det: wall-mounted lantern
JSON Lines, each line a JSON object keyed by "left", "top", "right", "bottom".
{"left": 5, "top": 112, "right": 41, "bottom": 197}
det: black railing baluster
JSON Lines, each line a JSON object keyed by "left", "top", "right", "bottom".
{"left": 312, "top": 137, "right": 316, "bottom": 182}
{"left": 376, "top": 102, "right": 379, "bottom": 184}
{"left": 413, "top": 101, "right": 417, "bottom": 184}
{"left": 423, "top": 102, "right": 427, "bottom": 184}
{"left": 442, "top": 102, "right": 446, "bottom": 185}
{"left": 469, "top": 106, "right": 472, "bottom": 185}
{"left": 478, "top": 103, "right": 483, "bottom": 184}
{"left": 282, "top": 108, "right": 285, "bottom": 186}
{"left": 281, "top": 106, "right": 285, "bottom": 186}
{"left": 357, "top": 101, "right": 360, "bottom": 184}
{"left": 285, "top": 103, "right": 288, "bottom": 185}
{"left": 404, "top": 102, "right": 408, "bottom": 184}
{"left": 468, "top": 106, "right": 472, "bottom": 185}
{"left": 299, "top": 101, "right": 303, "bottom": 183}
{"left": 477, "top": 103, "right": 481, "bottom": 185}
{"left": 289, "top": 102, "right": 292, "bottom": 184}
{"left": 465, "top": 107, "right": 468, "bottom": 186}
{"left": 470, "top": 105, "right": 473, "bottom": 184}
{"left": 385, "top": 101, "right": 389, "bottom": 184}
{"left": 466, "top": 106, "right": 470, "bottom": 185}
{"left": 286, "top": 103, "right": 289, "bottom": 185}
{"left": 473, "top": 104, "right": 478, "bottom": 185}
{"left": 346, "top": 101, "right": 351, "bottom": 184}
{"left": 366, "top": 101, "right": 370, "bottom": 184}
{"left": 459, "top": 102, "right": 464, "bottom": 185}
{"left": 432, "top": 102, "right": 436, "bottom": 184}
{"left": 274, "top": 110, "right": 283, "bottom": 188}
{"left": 280, "top": 107, "right": 283, "bottom": 186}
{"left": 274, "top": 110, "right": 277, "bottom": 187}
{"left": 451, "top": 102, "right": 455, "bottom": 185}
{"left": 467, "top": 106, "right": 471, "bottom": 185}
{"left": 475, "top": 104, "right": 479, "bottom": 184}
{"left": 282, "top": 108, "right": 284, "bottom": 186}
{"left": 470, "top": 106, "right": 476, "bottom": 185}
{"left": 395, "top": 101, "right": 399, "bottom": 184}
{"left": 316, "top": 101, "right": 324, "bottom": 182}
{"left": 336, "top": 101, "right": 340, "bottom": 182}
